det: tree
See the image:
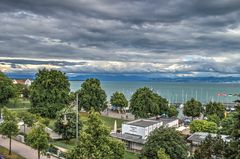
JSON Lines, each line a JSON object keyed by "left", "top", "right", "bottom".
{"left": 207, "top": 114, "right": 221, "bottom": 126}
{"left": 157, "top": 148, "right": 170, "bottom": 159}
{"left": 14, "top": 83, "right": 25, "bottom": 98}
{"left": 219, "top": 113, "right": 236, "bottom": 135}
{"left": 27, "top": 123, "right": 49, "bottom": 159}
{"left": 167, "top": 105, "right": 178, "bottom": 117}
{"left": 194, "top": 135, "right": 228, "bottom": 159}
{"left": 77, "top": 78, "right": 107, "bottom": 112}
{"left": 141, "top": 127, "right": 188, "bottom": 159}
{"left": 67, "top": 110, "right": 125, "bottom": 159}
{"left": 110, "top": 91, "right": 128, "bottom": 110}
{"left": 0, "top": 108, "right": 19, "bottom": 155}
{"left": 190, "top": 120, "right": 218, "bottom": 133}
{"left": 205, "top": 102, "right": 225, "bottom": 119}
{"left": 22, "top": 85, "right": 30, "bottom": 99}
{"left": 183, "top": 98, "right": 202, "bottom": 120}
{"left": 17, "top": 111, "right": 37, "bottom": 133}
{"left": 54, "top": 107, "right": 82, "bottom": 140}
{"left": 130, "top": 87, "right": 168, "bottom": 118}
{"left": 29, "top": 69, "right": 70, "bottom": 118}
{"left": 224, "top": 105, "right": 240, "bottom": 159}
{"left": 0, "top": 72, "right": 15, "bottom": 118}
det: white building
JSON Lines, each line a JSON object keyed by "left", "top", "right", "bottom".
{"left": 122, "top": 119, "right": 163, "bottom": 139}
{"left": 24, "top": 79, "right": 32, "bottom": 86}
{"left": 111, "top": 117, "right": 179, "bottom": 151}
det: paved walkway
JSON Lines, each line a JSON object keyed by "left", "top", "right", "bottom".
{"left": 0, "top": 135, "right": 58, "bottom": 159}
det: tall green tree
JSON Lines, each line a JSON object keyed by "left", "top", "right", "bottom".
{"left": 219, "top": 113, "right": 236, "bottom": 135}
{"left": 110, "top": 91, "right": 128, "bottom": 110}
{"left": 0, "top": 108, "right": 19, "bottom": 155}
{"left": 167, "top": 105, "right": 178, "bottom": 117}
{"left": 224, "top": 105, "right": 240, "bottom": 159}
{"left": 190, "top": 120, "right": 218, "bottom": 133}
{"left": 183, "top": 98, "right": 202, "bottom": 120}
{"left": 205, "top": 102, "right": 225, "bottom": 119}
{"left": 0, "top": 72, "right": 15, "bottom": 118}
{"left": 67, "top": 110, "right": 125, "bottom": 159}
{"left": 194, "top": 135, "right": 228, "bottom": 159}
{"left": 207, "top": 114, "right": 221, "bottom": 126}
{"left": 141, "top": 127, "right": 188, "bottom": 159}
{"left": 77, "top": 78, "right": 107, "bottom": 112}
{"left": 130, "top": 87, "right": 168, "bottom": 118}
{"left": 54, "top": 107, "right": 82, "bottom": 140}
{"left": 30, "top": 69, "right": 70, "bottom": 118}
{"left": 27, "top": 123, "right": 49, "bottom": 159}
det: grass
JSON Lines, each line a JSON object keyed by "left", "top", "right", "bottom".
{"left": 124, "top": 151, "right": 139, "bottom": 159}
{"left": 100, "top": 115, "right": 125, "bottom": 129}
{"left": 50, "top": 140, "right": 75, "bottom": 150}
{"left": 5, "top": 98, "right": 30, "bottom": 108}
{"left": 0, "top": 146, "right": 25, "bottom": 159}
{"left": 79, "top": 112, "right": 125, "bottom": 129}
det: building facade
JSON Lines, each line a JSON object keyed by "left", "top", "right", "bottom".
{"left": 111, "top": 117, "right": 179, "bottom": 151}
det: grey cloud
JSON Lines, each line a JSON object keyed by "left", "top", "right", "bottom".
{"left": 0, "top": 0, "right": 240, "bottom": 76}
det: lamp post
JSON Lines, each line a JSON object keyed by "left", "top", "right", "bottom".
{"left": 76, "top": 93, "right": 79, "bottom": 141}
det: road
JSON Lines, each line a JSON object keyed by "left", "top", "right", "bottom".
{"left": 0, "top": 135, "right": 58, "bottom": 159}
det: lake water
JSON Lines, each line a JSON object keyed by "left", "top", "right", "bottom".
{"left": 70, "top": 81, "right": 240, "bottom": 104}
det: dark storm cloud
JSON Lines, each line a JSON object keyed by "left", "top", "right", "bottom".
{"left": 0, "top": 0, "right": 240, "bottom": 76}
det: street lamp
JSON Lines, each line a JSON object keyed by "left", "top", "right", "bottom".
{"left": 76, "top": 93, "right": 79, "bottom": 141}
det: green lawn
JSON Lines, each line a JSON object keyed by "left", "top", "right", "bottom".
{"left": 0, "top": 146, "right": 25, "bottom": 159}
{"left": 50, "top": 140, "right": 75, "bottom": 150}
{"left": 124, "top": 151, "right": 139, "bottom": 159}
{"left": 5, "top": 98, "right": 30, "bottom": 108}
{"left": 80, "top": 112, "right": 125, "bottom": 129}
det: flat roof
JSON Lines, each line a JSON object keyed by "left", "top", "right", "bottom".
{"left": 187, "top": 132, "right": 230, "bottom": 143}
{"left": 111, "top": 132, "right": 146, "bottom": 144}
{"left": 125, "top": 119, "right": 162, "bottom": 128}
{"left": 149, "top": 117, "right": 179, "bottom": 125}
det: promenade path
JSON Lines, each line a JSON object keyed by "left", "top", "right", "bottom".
{"left": 0, "top": 135, "right": 58, "bottom": 159}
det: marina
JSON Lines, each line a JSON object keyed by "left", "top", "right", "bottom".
{"left": 70, "top": 81, "right": 240, "bottom": 104}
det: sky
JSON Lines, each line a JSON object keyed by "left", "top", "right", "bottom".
{"left": 1, "top": 0, "right": 240, "bottom": 78}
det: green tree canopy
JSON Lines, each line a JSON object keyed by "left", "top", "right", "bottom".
{"left": 141, "top": 127, "right": 188, "bottom": 159}
{"left": 167, "top": 105, "right": 178, "bottom": 117}
{"left": 183, "top": 98, "right": 202, "bottom": 120}
{"left": 67, "top": 110, "right": 125, "bottom": 159}
{"left": 190, "top": 120, "right": 218, "bottom": 133}
{"left": 219, "top": 113, "right": 236, "bottom": 135}
{"left": 29, "top": 69, "right": 70, "bottom": 118}
{"left": 54, "top": 107, "right": 82, "bottom": 140}
{"left": 130, "top": 87, "right": 168, "bottom": 118}
{"left": 110, "top": 91, "right": 128, "bottom": 109}
{"left": 27, "top": 123, "right": 49, "bottom": 159}
{"left": 77, "top": 78, "right": 107, "bottom": 112}
{"left": 0, "top": 108, "right": 19, "bottom": 155}
{"left": 0, "top": 72, "right": 15, "bottom": 118}
{"left": 157, "top": 148, "right": 170, "bottom": 159}
{"left": 207, "top": 114, "right": 221, "bottom": 126}
{"left": 205, "top": 102, "right": 225, "bottom": 119}
{"left": 194, "top": 135, "right": 228, "bottom": 159}
{"left": 225, "top": 105, "right": 240, "bottom": 159}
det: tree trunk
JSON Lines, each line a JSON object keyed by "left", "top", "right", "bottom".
{"left": 38, "top": 149, "right": 41, "bottom": 159}
{"left": 9, "top": 137, "right": 12, "bottom": 155}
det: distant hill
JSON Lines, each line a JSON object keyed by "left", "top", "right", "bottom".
{"left": 5, "top": 73, "right": 240, "bottom": 83}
